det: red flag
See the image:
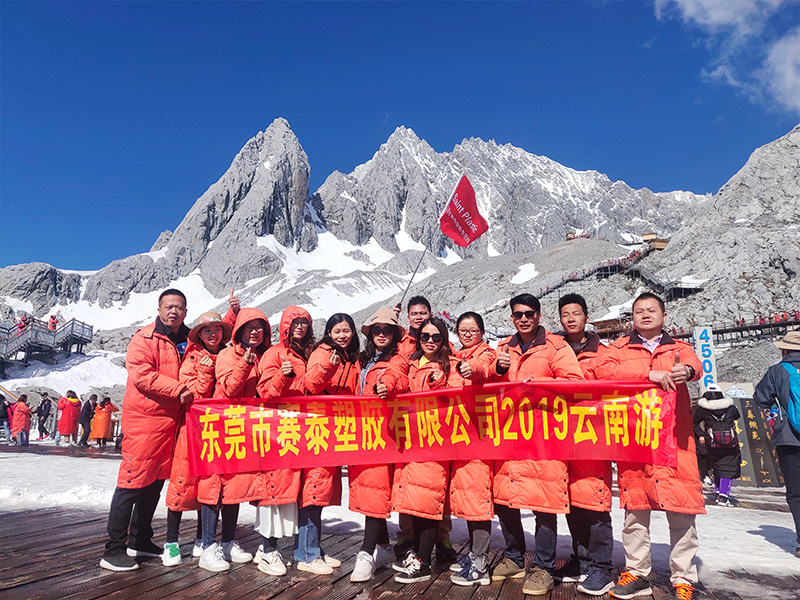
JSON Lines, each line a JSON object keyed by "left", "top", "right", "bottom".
{"left": 439, "top": 174, "right": 489, "bottom": 247}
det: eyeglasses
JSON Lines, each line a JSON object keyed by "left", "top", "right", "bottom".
{"left": 241, "top": 323, "right": 264, "bottom": 332}
{"left": 512, "top": 310, "right": 538, "bottom": 320}
{"left": 370, "top": 325, "right": 394, "bottom": 337}
{"left": 458, "top": 329, "right": 481, "bottom": 336}
{"left": 419, "top": 333, "right": 443, "bottom": 343}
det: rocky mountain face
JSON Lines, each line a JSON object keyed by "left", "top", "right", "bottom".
{"left": 0, "top": 263, "right": 81, "bottom": 318}
{"left": 313, "top": 127, "right": 702, "bottom": 259}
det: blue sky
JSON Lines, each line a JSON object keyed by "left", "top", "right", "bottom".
{"left": 2, "top": 1, "right": 798, "bottom": 270}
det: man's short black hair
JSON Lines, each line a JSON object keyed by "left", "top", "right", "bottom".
{"left": 558, "top": 293, "right": 588, "bottom": 317}
{"left": 159, "top": 288, "right": 187, "bottom": 306}
{"left": 407, "top": 295, "right": 431, "bottom": 313}
{"left": 509, "top": 293, "right": 540, "bottom": 313}
{"left": 633, "top": 292, "right": 665, "bottom": 313}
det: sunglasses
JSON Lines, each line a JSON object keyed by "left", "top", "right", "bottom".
{"left": 419, "top": 333, "right": 443, "bottom": 343}
{"left": 370, "top": 325, "right": 394, "bottom": 337}
{"left": 512, "top": 310, "right": 538, "bottom": 320}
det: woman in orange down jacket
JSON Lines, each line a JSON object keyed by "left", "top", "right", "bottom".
{"left": 162, "top": 312, "right": 231, "bottom": 567}
{"left": 197, "top": 308, "right": 271, "bottom": 572}
{"left": 392, "top": 316, "right": 459, "bottom": 584}
{"left": 349, "top": 308, "right": 409, "bottom": 583}
{"left": 299, "top": 313, "right": 361, "bottom": 575}
{"left": 90, "top": 398, "right": 118, "bottom": 447}
{"left": 11, "top": 394, "right": 32, "bottom": 446}
{"left": 448, "top": 312, "right": 497, "bottom": 587}
{"left": 253, "top": 306, "right": 312, "bottom": 576}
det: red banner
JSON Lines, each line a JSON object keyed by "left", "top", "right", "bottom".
{"left": 186, "top": 381, "right": 676, "bottom": 476}
{"left": 439, "top": 174, "right": 489, "bottom": 247}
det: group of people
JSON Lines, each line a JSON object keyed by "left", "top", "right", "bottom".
{"left": 100, "top": 285, "right": 751, "bottom": 600}
{"left": 0, "top": 390, "right": 117, "bottom": 447}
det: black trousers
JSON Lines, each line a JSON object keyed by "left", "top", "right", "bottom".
{"left": 565, "top": 506, "right": 613, "bottom": 574}
{"left": 79, "top": 422, "right": 91, "bottom": 445}
{"left": 104, "top": 479, "right": 165, "bottom": 556}
{"left": 778, "top": 446, "right": 800, "bottom": 546}
{"left": 38, "top": 417, "right": 49, "bottom": 438}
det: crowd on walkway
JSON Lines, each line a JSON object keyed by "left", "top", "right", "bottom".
{"left": 86, "top": 286, "right": 800, "bottom": 600}
{"left": 0, "top": 389, "right": 118, "bottom": 448}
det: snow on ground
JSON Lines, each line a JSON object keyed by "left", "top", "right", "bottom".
{"left": 1, "top": 444, "right": 798, "bottom": 597}
{"left": 1, "top": 350, "right": 127, "bottom": 393}
{"left": 510, "top": 263, "right": 539, "bottom": 284}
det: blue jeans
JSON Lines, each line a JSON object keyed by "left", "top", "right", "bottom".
{"left": 16, "top": 431, "right": 29, "bottom": 446}
{"left": 496, "top": 504, "right": 558, "bottom": 571}
{"left": 294, "top": 505, "right": 323, "bottom": 562}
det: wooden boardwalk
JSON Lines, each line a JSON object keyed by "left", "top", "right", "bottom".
{"left": 1, "top": 506, "right": 796, "bottom": 600}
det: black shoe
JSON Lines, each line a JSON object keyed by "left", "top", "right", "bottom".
{"left": 127, "top": 540, "right": 162, "bottom": 558}
{"left": 392, "top": 549, "right": 416, "bottom": 573}
{"left": 436, "top": 539, "right": 458, "bottom": 562}
{"left": 553, "top": 554, "right": 585, "bottom": 583}
{"left": 100, "top": 553, "right": 140, "bottom": 571}
{"left": 394, "top": 537, "right": 414, "bottom": 558}
{"left": 394, "top": 556, "right": 431, "bottom": 583}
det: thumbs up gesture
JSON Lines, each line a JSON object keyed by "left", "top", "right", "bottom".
{"left": 458, "top": 360, "right": 472, "bottom": 379}
{"left": 229, "top": 289, "right": 241, "bottom": 314}
{"left": 671, "top": 351, "right": 691, "bottom": 384}
{"left": 497, "top": 350, "right": 511, "bottom": 373}
{"left": 281, "top": 354, "right": 295, "bottom": 377}
{"left": 374, "top": 372, "right": 388, "bottom": 399}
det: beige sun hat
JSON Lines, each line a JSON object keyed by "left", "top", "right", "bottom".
{"left": 188, "top": 311, "right": 232, "bottom": 345}
{"left": 361, "top": 307, "right": 406, "bottom": 336}
{"left": 774, "top": 330, "right": 800, "bottom": 351}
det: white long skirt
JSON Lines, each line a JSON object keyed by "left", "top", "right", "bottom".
{"left": 255, "top": 503, "right": 298, "bottom": 538}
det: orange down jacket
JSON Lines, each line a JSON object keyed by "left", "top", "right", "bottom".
{"left": 596, "top": 331, "right": 705, "bottom": 515}
{"left": 448, "top": 342, "right": 497, "bottom": 521}
{"left": 117, "top": 321, "right": 186, "bottom": 489}
{"left": 348, "top": 351, "right": 409, "bottom": 518}
{"left": 90, "top": 403, "right": 118, "bottom": 440}
{"left": 57, "top": 396, "right": 82, "bottom": 435}
{"left": 492, "top": 327, "right": 583, "bottom": 513}
{"left": 167, "top": 342, "right": 216, "bottom": 512}
{"left": 391, "top": 355, "right": 459, "bottom": 520}
{"left": 299, "top": 342, "right": 358, "bottom": 508}
{"left": 252, "top": 306, "right": 311, "bottom": 507}
{"left": 11, "top": 401, "right": 31, "bottom": 434}
{"left": 557, "top": 333, "right": 613, "bottom": 512}
{"left": 197, "top": 309, "right": 270, "bottom": 505}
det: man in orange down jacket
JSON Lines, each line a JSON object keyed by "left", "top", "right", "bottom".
{"left": 553, "top": 293, "right": 614, "bottom": 596}
{"left": 490, "top": 293, "right": 583, "bottom": 596}
{"left": 100, "top": 289, "right": 193, "bottom": 572}
{"left": 596, "top": 292, "right": 704, "bottom": 600}
{"left": 392, "top": 294, "right": 458, "bottom": 563}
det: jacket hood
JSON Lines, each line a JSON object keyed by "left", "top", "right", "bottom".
{"left": 279, "top": 306, "right": 312, "bottom": 347}
{"left": 232, "top": 308, "right": 272, "bottom": 348}
{"left": 63, "top": 397, "right": 81, "bottom": 406}
{"left": 697, "top": 395, "right": 734, "bottom": 411}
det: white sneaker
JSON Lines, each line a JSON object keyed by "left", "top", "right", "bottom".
{"left": 296, "top": 557, "right": 333, "bottom": 575}
{"left": 253, "top": 545, "right": 264, "bottom": 563}
{"left": 199, "top": 543, "right": 230, "bottom": 572}
{"left": 322, "top": 554, "right": 341, "bottom": 568}
{"left": 222, "top": 540, "right": 253, "bottom": 563}
{"left": 257, "top": 550, "right": 287, "bottom": 576}
{"left": 350, "top": 551, "right": 376, "bottom": 582}
{"left": 374, "top": 544, "right": 395, "bottom": 569}
{"left": 161, "top": 542, "right": 182, "bottom": 567}
{"left": 192, "top": 539, "right": 203, "bottom": 558}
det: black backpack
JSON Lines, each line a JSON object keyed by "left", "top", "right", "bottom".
{"left": 707, "top": 411, "right": 737, "bottom": 449}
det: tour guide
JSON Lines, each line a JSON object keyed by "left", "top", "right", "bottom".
{"left": 100, "top": 289, "right": 193, "bottom": 571}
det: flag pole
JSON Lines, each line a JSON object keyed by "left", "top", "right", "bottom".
{"left": 397, "top": 246, "right": 428, "bottom": 307}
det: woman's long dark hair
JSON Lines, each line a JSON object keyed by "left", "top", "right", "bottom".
{"left": 318, "top": 313, "right": 360, "bottom": 363}
{"left": 359, "top": 323, "right": 402, "bottom": 365}
{"left": 234, "top": 318, "right": 270, "bottom": 355}
{"left": 289, "top": 317, "right": 314, "bottom": 361}
{"left": 410, "top": 317, "right": 452, "bottom": 377}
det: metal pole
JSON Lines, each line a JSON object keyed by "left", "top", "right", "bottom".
{"left": 397, "top": 246, "right": 428, "bottom": 308}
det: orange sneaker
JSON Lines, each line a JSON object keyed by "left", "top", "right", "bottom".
{"left": 674, "top": 583, "right": 695, "bottom": 600}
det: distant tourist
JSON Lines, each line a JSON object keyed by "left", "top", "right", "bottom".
{"left": 55, "top": 390, "right": 81, "bottom": 445}
{"left": 78, "top": 394, "right": 97, "bottom": 447}
{"left": 48, "top": 315, "right": 59, "bottom": 331}
{"left": 693, "top": 384, "right": 741, "bottom": 505}
{"left": 90, "top": 398, "right": 118, "bottom": 448}
{"left": 11, "top": 395, "right": 32, "bottom": 446}
{"left": 35, "top": 392, "right": 53, "bottom": 439}
{"left": 100, "top": 289, "right": 192, "bottom": 572}
{"left": 0, "top": 394, "right": 11, "bottom": 443}
{"left": 755, "top": 331, "right": 800, "bottom": 559}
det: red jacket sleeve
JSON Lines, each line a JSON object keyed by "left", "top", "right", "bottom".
{"left": 126, "top": 332, "right": 184, "bottom": 401}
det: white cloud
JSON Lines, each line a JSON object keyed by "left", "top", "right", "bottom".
{"left": 760, "top": 27, "right": 800, "bottom": 113}
{"left": 654, "top": 0, "right": 800, "bottom": 116}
